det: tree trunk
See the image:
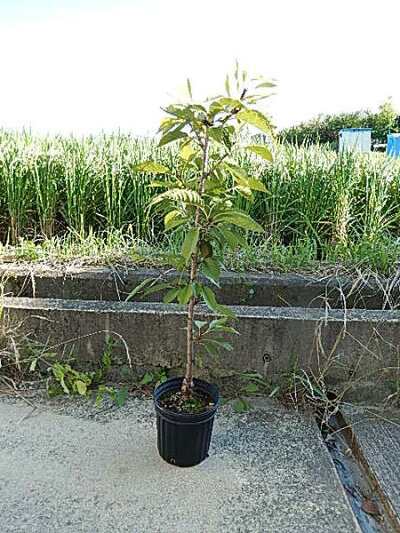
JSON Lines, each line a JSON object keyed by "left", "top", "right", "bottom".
{"left": 181, "top": 136, "right": 209, "bottom": 397}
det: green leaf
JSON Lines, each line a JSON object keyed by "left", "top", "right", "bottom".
{"left": 245, "top": 144, "right": 273, "bottom": 161}
{"left": 150, "top": 188, "right": 203, "bottom": 208}
{"left": 75, "top": 380, "right": 87, "bottom": 396}
{"left": 245, "top": 145, "right": 273, "bottom": 162}
{"left": 202, "top": 338, "right": 233, "bottom": 351}
{"left": 201, "top": 285, "right": 219, "bottom": 312}
{"left": 225, "top": 74, "right": 231, "bottom": 96}
{"left": 179, "top": 142, "right": 197, "bottom": 161}
{"left": 209, "top": 317, "right": 228, "bottom": 329}
{"left": 219, "top": 227, "right": 248, "bottom": 249}
{"left": 236, "top": 186, "right": 253, "bottom": 199}
{"left": 216, "top": 304, "right": 236, "bottom": 319}
{"left": 224, "top": 162, "right": 248, "bottom": 180}
{"left": 133, "top": 161, "right": 170, "bottom": 174}
{"left": 233, "top": 398, "right": 251, "bottom": 413}
{"left": 140, "top": 372, "right": 154, "bottom": 386}
{"left": 158, "top": 129, "right": 187, "bottom": 147}
{"left": 164, "top": 104, "right": 192, "bottom": 120}
{"left": 200, "top": 287, "right": 235, "bottom": 318}
{"left": 163, "top": 287, "right": 180, "bottom": 303}
{"left": 102, "top": 349, "right": 112, "bottom": 371}
{"left": 114, "top": 387, "right": 128, "bottom": 407}
{"left": 149, "top": 180, "right": 173, "bottom": 188}
{"left": 157, "top": 252, "right": 186, "bottom": 270}
{"left": 29, "top": 359, "right": 38, "bottom": 372}
{"left": 194, "top": 320, "right": 208, "bottom": 330}
{"left": 201, "top": 257, "right": 221, "bottom": 286}
{"left": 218, "top": 97, "right": 243, "bottom": 109}
{"left": 246, "top": 178, "right": 267, "bottom": 192}
{"left": 225, "top": 162, "right": 267, "bottom": 193}
{"left": 141, "top": 282, "right": 173, "bottom": 297}
{"left": 208, "top": 127, "right": 224, "bottom": 144}
{"left": 215, "top": 210, "right": 264, "bottom": 233}
{"left": 237, "top": 109, "right": 272, "bottom": 134}
{"left": 186, "top": 78, "right": 193, "bottom": 99}
{"left": 192, "top": 281, "right": 202, "bottom": 298}
{"left": 208, "top": 317, "right": 238, "bottom": 335}
{"left": 203, "top": 340, "right": 219, "bottom": 357}
{"left": 177, "top": 283, "right": 193, "bottom": 304}
{"left": 158, "top": 117, "right": 180, "bottom": 134}
{"left": 126, "top": 278, "right": 156, "bottom": 301}
{"left": 164, "top": 210, "right": 186, "bottom": 231}
{"left": 244, "top": 382, "right": 259, "bottom": 394}
{"left": 256, "top": 81, "right": 276, "bottom": 88}
{"left": 181, "top": 228, "right": 200, "bottom": 261}
{"left": 156, "top": 372, "right": 168, "bottom": 385}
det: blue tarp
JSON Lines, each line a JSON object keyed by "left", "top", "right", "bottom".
{"left": 387, "top": 134, "right": 400, "bottom": 158}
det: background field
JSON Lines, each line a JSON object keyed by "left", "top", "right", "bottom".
{"left": 1, "top": 130, "right": 400, "bottom": 274}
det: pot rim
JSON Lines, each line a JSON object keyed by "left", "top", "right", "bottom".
{"left": 153, "top": 376, "right": 219, "bottom": 422}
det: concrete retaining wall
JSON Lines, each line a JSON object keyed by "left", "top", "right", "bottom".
{"left": 3, "top": 296, "right": 400, "bottom": 400}
{"left": 2, "top": 265, "right": 399, "bottom": 310}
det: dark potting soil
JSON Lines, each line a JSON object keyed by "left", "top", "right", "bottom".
{"left": 159, "top": 388, "right": 215, "bottom": 414}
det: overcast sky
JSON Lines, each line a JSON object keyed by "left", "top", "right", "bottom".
{"left": 1, "top": 0, "right": 399, "bottom": 135}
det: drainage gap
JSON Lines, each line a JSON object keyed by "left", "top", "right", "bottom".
{"left": 317, "top": 410, "right": 396, "bottom": 533}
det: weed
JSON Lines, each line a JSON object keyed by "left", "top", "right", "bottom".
{"left": 139, "top": 368, "right": 168, "bottom": 388}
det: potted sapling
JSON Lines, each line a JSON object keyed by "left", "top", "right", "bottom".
{"left": 133, "top": 66, "right": 274, "bottom": 466}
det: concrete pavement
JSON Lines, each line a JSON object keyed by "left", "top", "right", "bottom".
{"left": 0, "top": 395, "right": 360, "bottom": 533}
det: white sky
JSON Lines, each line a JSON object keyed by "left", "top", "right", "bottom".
{"left": 0, "top": 0, "right": 399, "bottom": 135}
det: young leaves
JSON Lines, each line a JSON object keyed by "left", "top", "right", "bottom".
{"left": 130, "top": 66, "right": 274, "bottom": 390}
{"left": 150, "top": 188, "right": 203, "bottom": 208}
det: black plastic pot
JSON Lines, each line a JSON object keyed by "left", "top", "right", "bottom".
{"left": 153, "top": 377, "right": 219, "bottom": 467}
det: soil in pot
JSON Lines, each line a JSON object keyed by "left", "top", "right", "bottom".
{"left": 159, "top": 389, "right": 215, "bottom": 414}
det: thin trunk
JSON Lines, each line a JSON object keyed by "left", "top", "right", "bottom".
{"left": 182, "top": 136, "right": 209, "bottom": 396}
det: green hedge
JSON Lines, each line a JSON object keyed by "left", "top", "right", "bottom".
{"left": 279, "top": 100, "right": 399, "bottom": 147}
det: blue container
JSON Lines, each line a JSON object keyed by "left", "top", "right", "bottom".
{"left": 339, "top": 128, "right": 372, "bottom": 153}
{"left": 387, "top": 134, "right": 400, "bottom": 158}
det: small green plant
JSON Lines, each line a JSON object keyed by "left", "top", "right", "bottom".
{"left": 233, "top": 372, "right": 276, "bottom": 413}
{"left": 46, "top": 338, "right": 127, "bottom": 407}
{"left": 276, "top": 360, "right": 339, "bottom": 425}
{"left": 48, "top": 362, "right": 93, "bottom": 396}
{"left": 131, "top": 64, "right": 274, "bottom": 397}
{"left": 139, "top": 368, "right": 168, "bottom": 387}
{"left": 0, "top": 321, "right": 128, "bottom": 408}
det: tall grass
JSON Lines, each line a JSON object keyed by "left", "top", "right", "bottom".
{"left": 0, "top": 130, "right": 399, "bottom": 258}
